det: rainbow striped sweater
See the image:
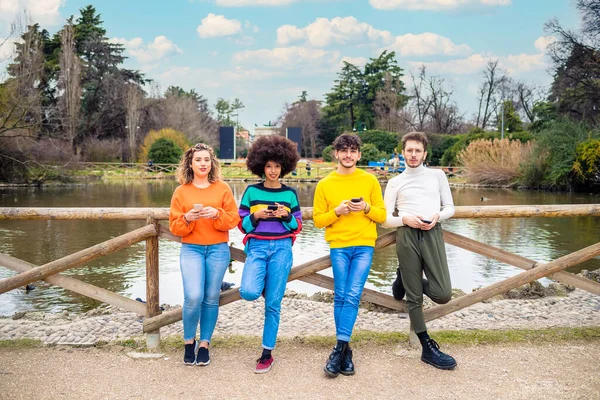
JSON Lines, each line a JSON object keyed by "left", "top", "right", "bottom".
{"left": 238, "top": 182, "right": 302, "bottom": 248}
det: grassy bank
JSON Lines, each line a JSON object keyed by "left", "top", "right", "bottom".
{"left": 0, "top": 326, "right": 590, "bottom": 352}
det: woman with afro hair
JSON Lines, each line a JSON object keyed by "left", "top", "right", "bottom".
{"left": 238, "top": 134, "right": 302, "bottom": 373}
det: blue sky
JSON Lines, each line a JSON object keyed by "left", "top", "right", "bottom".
{"left": 0, "top": 0, "right": 580, "bottom": 134}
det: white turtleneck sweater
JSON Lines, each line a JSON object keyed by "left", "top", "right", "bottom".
{"left": 381, "top": 164, "right": 455, "bottom": 228}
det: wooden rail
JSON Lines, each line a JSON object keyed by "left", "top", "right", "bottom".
{"left": 67, "top": 162, "right": 462, "bottom": 179}
{"left": 1, "top": 205, "right": 599, "bottom": 346}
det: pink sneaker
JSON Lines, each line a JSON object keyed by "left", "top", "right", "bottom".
{"left": 255, "top": 355, "right": 274, "bottom": 374}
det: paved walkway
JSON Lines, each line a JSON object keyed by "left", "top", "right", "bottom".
{"left": 1, "top": 288, "right": 599, "bottom": 345}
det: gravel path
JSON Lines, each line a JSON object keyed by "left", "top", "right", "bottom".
{"left": 1, "top": 342, "right": 599, "bottom": 400}
{"left": 1, "top": 288, "right": 599, "bottom": 345}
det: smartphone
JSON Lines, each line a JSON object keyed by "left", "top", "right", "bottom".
{"left": 421, "top": 219, "right": 432, "bottom": 224}
{"left": 193, "top": 204, "right": 203, "bottom": 211}
{"left": 350, "top": 197, "right": 362, "bottom": 203}
{"left": 267, "top": 205, "right": 278, "bottom": 211}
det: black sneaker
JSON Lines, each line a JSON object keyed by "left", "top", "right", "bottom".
{"left": 392, "top": 267, "right": 406, "bottom": 300}
{"left": 183, "top": 340, "right": 198, "bottom": 366}
{"left": 196, "top": 346, "right": 210, "bottom": 366}
{"left": 339, "top": 345, "right": 355, "bottom": 376}
{"left": 324, "top": 342, "right": 346, "bottom": 378}
{"left": 421, "top": 339, "right": 457, "bottom": 370}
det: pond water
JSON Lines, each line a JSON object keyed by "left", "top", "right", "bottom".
{"left": 1, "top": 180, "right": 599, "bottom": 315}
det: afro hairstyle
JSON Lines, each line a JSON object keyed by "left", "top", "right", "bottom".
{"left": 246, "top": 135, "right": 300, "bottom": 177}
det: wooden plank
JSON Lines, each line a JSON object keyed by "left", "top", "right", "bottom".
{"left": 299, "top": 273, "right": 407, "bottom": 312}
{"left": 0, "top": 208, "right": 170, "bottom": 221}
{"left": 145, "top": 218, "right": 161, "bottom": 320}
{"left": 2, "top": 204, "right": 600, "bottom": 221}
{"left": 0, "top": 224, "right": 157, "bottom": 295}
{"left": 424, "top": 241, "right": 600, "bottom": 322}
{"left": 0, "top": 253, "right": 147, "bottom": 316}
{"left": 443, "top": 230, "right": 600, "bottom": 296}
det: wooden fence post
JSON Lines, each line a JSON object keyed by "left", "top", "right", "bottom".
{"left": 145, "top": 217, "right": 161, "bottom": 349}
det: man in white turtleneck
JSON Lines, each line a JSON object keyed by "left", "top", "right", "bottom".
{"left": 382, "top": 131, "right": 457, "bottom": 370}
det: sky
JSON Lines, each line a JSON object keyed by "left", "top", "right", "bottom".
{"left": 0, "top": 0, "right": 581, "bottom": 135}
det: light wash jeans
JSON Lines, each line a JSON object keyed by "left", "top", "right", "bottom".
{"left": 180, "top": 242, "right": 230, "bottom": 342}
{"left": 330, "top": 246, "right": 374, "bottom": 342}
{"left": 240, "top": 238, "right": 293, "bottom": 350}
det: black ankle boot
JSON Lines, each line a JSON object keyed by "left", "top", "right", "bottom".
{"left": 339, "top": 345, "right": 355, "bottom": 376}
{"left": 421, "top": 338, "right": 457, "bottom": 370}
{"left": 324, "top": 342, "right": 346, "bottom": 377}
{"left": 392, "top": 267, "right": 406, "bottom": 300}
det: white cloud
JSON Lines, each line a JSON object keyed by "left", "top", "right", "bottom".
{"left": 0, "top": 38, "right": 17, "bottom": 61}
{"left": 197, "top": 14, "right": 242, "bottom": 38}
{"left": 234, "top": 46, "right": 340, "bottom": 70}
{"left": 339, "top": 56, "right": 368, "bottom": 68}
{"left": 0, "top": 0, "right": 65, "bottom": 26}
{"left": 415, "top": 51, "right": 546, "bottom": 76}
{"left": 215, "top": 0, "right": 297, "bottom": 6}
{"left": 370, "top": 0, "right": 511, "bottom": 11}
{"left": 534, "top": 35, "right": 556, "bottom": 53}
{"left": 110, "top": 36, "right": 182, "bottom": 64}
{"left": 277, "top": 17, "right": 393, "bottom": 47}
{"left": 276, "top": 18, "right": 469, "bottom": 59}
{"left": 387, "top": 32, "right": 471, "bottom": 57}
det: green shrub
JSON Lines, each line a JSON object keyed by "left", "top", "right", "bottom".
{"left": 573, "top": 139, "right": 600, "bottom": 188}
{"left": 427, "top": 134, "right": 460, "bottom": 166}
{"left": 519, "top": 119, "right": 599, "bottom": 189}
{"left": 139, "top": 128, "right": 190, "bottom": 163}
{"left": 358, "top": 130, "right": 398, "bottom": 155}
{"left": 322, "top": 145, "right": 334, "bottom": 162}
{"left": 358, "top": 143, "right": 386, "bottom": 166}
{"left": 148, "top": 138, "right": 183, "bottom": 164}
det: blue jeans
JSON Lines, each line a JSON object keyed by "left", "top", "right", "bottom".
{"left": 180, "top": 242, "right": 230, "bottom": 342}
{"left": 240, "top": 238, "right": 293, "bottom": 350}
{"left": 330, "top": 246, "right": 374, "bottom": 342}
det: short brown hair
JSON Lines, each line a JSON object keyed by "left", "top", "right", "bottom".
{"left": 402, "top": 131, "right": 428, "bottom": 150}
{"left": 333, "top": 133, "right": 362, "bottom": 151}
{"left": 175, "top": 143, "right": 222, "bottom": 185}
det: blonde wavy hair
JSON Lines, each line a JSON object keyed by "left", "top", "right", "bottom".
{"left": 175, "top": 143, "right": 222, "bottom": 185}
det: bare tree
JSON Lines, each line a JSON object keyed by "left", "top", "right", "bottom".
{"left": 143, "top": 94, "right": 219, "bottom": 147}
{"left": 2, "top": 19, "right": 45, "bottom": 139}
{"left": 279, "top": 98, "right": 322, "bottom": 158}
{"left": 125, "top": 83, "right": 142, "bottom": 162}
{"left": 405, "top": 66, "right": 433, "bottom": 131}
{"left": 373, "top": 72, "right": 404, "bottom": 132}
{"left": 57, "top": 22, "right": 82, "bottom": 152}
{"left": 475, "top": 60, "right": 509, "bottom": 129}
{"left": 513, "top": 81, "right": 547, "bottom": 124}
{"left": 428, "top": 75, "right": 463, "bottom": 134}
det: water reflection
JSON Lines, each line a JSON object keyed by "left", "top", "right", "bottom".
{"left": 0, "top": 181, "right": 599, "bottom": 315}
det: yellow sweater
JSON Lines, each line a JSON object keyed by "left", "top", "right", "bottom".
{"left": 313, "top": 169, "right": 386, "bottom": 248}
{"left": 169, "top": 181, "right": 240, "bottom": 245}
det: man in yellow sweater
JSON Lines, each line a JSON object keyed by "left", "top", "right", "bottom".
{"left": 313, "top": 133, "right": 386, "bottom": 378}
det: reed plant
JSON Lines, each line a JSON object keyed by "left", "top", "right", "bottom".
{"left": 457, "top": 138, "right": 534, "bottom": 185}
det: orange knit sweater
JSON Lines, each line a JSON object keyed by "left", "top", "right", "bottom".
{"left": 169, "top": 181, "right": 240, "bottom": 245}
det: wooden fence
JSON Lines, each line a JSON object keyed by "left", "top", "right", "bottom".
{"left": 71, "top": 162, "right": 464, "bottom": 180}
{"left": 1, "top": 204, "right": 599, "bottom": 348}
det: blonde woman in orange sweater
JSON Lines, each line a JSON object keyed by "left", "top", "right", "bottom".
{"left": 169, "top": 143, "right": 240, "bottom": 366}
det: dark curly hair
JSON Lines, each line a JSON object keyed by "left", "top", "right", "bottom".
{"left": 246, "top": 135, "right": 300, "bottom": 177}
{"left": 333, "top": 133, "right": 362, "bottom": 151}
